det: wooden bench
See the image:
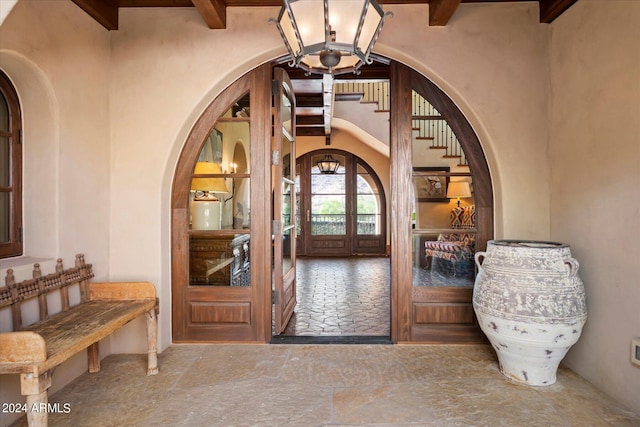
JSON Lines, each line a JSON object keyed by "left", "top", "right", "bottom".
{"left": 0, "top": 255, "right": 158, "bottom": 427}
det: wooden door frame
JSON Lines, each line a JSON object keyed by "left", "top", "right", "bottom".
{"left": 390, "top": 61, "right": 494, "bottom": 343}
{"left": 171, "top": 64, "right": 273, "bottom": 343}
{"left": 272, "top": 67, "right": 297, "bottom": 335}
{"left": 170, "top": 60, "right": 492, "bottom": 344}
{"left": 297, "top": 149, "right": 387, "bottom": 257}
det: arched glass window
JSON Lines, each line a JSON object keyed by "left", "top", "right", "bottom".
{"left": 0, "top": 70, "right": 22, "bottom": 258}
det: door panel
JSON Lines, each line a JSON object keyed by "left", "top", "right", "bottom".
{"left": 272, "top": 67, "right": 297, "bottom": 335}
{"left": 391, "top": 61, "right": 492, "bottom": 343}
{"left": 298, "top": 151, "right": 386, "bottom": 256}
{"left": 307, "top": 152, "right": 350, "bottom": 256}
{"left": 172, "top": 65, "right": 273, "bottom": 343}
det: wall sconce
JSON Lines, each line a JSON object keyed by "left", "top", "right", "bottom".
{"left": 191, "top": 162, "right": 229, "bottom": 230}
{"left": 271, "top": 0, "right": 392, "bottom": 75}
{"left": 446, "top": 181, "right": 471, "bottom": 207}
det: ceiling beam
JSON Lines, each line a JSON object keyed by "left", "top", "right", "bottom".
{"left": 539, "top": 0, "right": 578, "bottom": 23}
{"left": 322, "top": 74, "right": 334, "bottom": 136}
{"left": 118, "top": 0, "right": 193, "bottom": 6}
{"left": 191, "top": 0, "right": 226, "bottom": 29}
{"left": 428, "top": 0, "right": 461, "bottom": 26}
{"left": 71, "top": 0, "right": 118, "bottom": 30}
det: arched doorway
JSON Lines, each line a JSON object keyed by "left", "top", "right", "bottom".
{"left": 171, "top": 60, "right": 493, "bottom": 343}
{"left": 296, "top": 149, "right": 387, "bottom": 257}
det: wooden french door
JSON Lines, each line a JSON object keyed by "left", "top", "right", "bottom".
{"left": 272, "top": 68, "right": 297, "bottom": 334}
{"left": 390, "top": 61, "right": 493, "bottom": 343}
{"left": 171, "top": 65, "right": 273, "bottom": 342}
{"left": 171, "top": 60, "right": 493, "bottom": 344}
{"left": 297, "top": 150, "right": 386, "bottom": 257}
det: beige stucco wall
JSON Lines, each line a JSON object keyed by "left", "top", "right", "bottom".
{"left": 2, "top": 0, "right": 637, "bottom": 421}
{"left": 548, "top": 0, "right": 640, "bottom": 413}
{"left": 108, "top": 1, "right": 549, "bottom": 350}
{"left": 0, "top": 0, "right": 111, "bottom": 424}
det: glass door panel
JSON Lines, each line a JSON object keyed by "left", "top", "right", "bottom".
{"left": 406, "top": 84, "right": 481, "bottom": 343}
{"left": 273, "top": 68, "right": 297, "bottom": 335}
{"left": 310, "top": 153, "right": 346, "bottom": 236}
{"left": 410, "top": 90, "right": 476, "bottom": 288}
{"left": 356, "top": 163, "right": 381, "bottom": 235}
{"left": 172, "top": 67, "right": 271, "bottom": 343}
{"left": 189, "top": 94, "right": 251, "bottom": 288}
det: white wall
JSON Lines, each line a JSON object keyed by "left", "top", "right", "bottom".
{"left": 548, "top": 0, "right": 640, "bottom": 413}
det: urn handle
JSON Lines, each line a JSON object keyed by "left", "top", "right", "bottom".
{"left": 474, "top": 251, "right": 486, "bottom": 272}
{"left": 565, "top": 257, "right": 580, "bottom": 278}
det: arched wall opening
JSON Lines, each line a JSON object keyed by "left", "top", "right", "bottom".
{"left": 170, "top": 57, "right": 494, "bottom": 343}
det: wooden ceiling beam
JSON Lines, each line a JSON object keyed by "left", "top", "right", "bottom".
{"left": 191, "top": 0, "right": 226, "bottom": 29}
{"left": 428, "top": 0, "right": 461, "bottom": 26}
{"left": 539, "top": 0, "right": 578, "bottom": 23}
{"left": 118, "top": 0, "right": 193, "bottom": 6}
{"left": 71, "top": 0, "right": 118, "bottom": 30}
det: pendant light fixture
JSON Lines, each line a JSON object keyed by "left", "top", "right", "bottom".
{"left": 271, "top": 0, "right": 392, "bottom": 75}
{"left": 316, "top": 154, "right": 341, "bottom": 174}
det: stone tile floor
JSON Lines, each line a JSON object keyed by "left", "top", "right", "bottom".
{"left": 280, "top": 257, "right": 472, "bottom": 337}
{"left": 9, "top": 344, "right": 640, "bottom": 426}
{"left": 282, "top": 257, "right": 391, "bottom": 336}
{"left": 9, "top": 258, "right": 638, "bottom": 426}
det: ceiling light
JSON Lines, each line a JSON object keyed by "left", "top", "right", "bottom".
{"left": 271, "top": 0, "right": 392, "bottom": 75}
{"left": 316, "top": 154, "right": 341, "bottom": 174}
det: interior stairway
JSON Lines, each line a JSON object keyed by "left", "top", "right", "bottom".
{"left": 334, "top": 81, "right": 469, "bottom": 168}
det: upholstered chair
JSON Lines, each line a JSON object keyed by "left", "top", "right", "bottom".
{"left": 424, "top": 205, "right": 476, "bottom": 278}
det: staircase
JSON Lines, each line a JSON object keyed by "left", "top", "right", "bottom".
{"left": 334, "top": 81, "right": 469, "bottom": 168}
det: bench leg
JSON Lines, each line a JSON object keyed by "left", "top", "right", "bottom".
{"left": 146, "top": 308, "right": 159, "bottom": 375}
{"left": 21, "top": 372, "right": 51, "bottom": 427}
{"left": 88, "top": 342, "right": 100, "bottom": 373}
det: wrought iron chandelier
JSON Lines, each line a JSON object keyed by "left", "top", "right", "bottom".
{"left": 271, "top": 0, "right": 392, "bottom": 75}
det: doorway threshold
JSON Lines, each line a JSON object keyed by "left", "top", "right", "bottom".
{"left": 271, "top": 335, "right": 393, "bottom": 344}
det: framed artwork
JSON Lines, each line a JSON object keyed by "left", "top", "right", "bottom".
{"left": 413, "top": 166, "right": 450, "bottom": 202}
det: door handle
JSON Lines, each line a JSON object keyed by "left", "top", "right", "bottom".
{"left": 306, "top": 210, "right": 310, "bottom": 222}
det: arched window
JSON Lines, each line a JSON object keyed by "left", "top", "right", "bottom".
{"left": 0, "top": 70, "right": 22, "bottom": 258}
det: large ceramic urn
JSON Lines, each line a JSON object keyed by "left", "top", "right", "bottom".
{"left": 473, "top": 240, "right": 587, "bottom": 386}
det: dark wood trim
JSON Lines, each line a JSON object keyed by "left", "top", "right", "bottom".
{"left": 393, "top": 61, "right": 493, "bottom": 344}
{"left": 70, "top": 0, "right": 118, "bottom": 30}
{"left": 389, "top": 61, "right": 413, "bottom": 342}
{"left": 272, "top": 67, "right": 298, "bottom": 335}
{"left": 119, "top": 0, "right": 194, "bottom": 7}
{"left": 73, "top": 0, "right": 578, "bottom": 31}
{"left": 0, "top": 70, "right": 23, "bottom": 259}
{"left": 429, "top": 0, "right": 461, "bottom": 26}
{"left": 192, "top": 0, "right": 226, "bottom": 29}
{"left": 539, "top": 0, "right": 578, "bottom": 24}
{"left": 250, "top": 63, "right": 272, "bottom": 342}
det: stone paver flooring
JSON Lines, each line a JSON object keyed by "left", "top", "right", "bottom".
{"left": 282, "top": 257, "right": 390, "bottom": 336}
{"left": 8, "top": 344, "right": 639, "bottom": 426}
